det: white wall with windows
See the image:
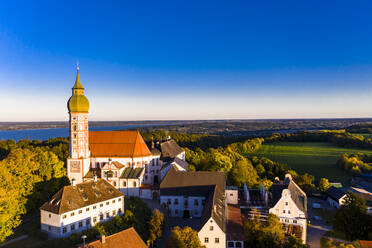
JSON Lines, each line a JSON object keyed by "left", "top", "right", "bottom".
{"left": 198, "top": 217, "right": 226, "bottom": 248}
{"left": 225, "top": 188, "right": 238, "bottom": 205}
{"left": 40, "top": 196, "right": 124, "bottom": 238}
{"left": 160, "top": 195, "right": 205, "bottom": 218}
{"left": 269, "top": 189, "right": 307, "bottom": 243}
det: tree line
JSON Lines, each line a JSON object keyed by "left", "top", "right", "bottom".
{"left": 0, "top": 138, "right": 69, "bottom": 243}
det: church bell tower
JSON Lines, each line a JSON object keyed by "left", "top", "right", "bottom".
{"left": 66, "top": 67, "right": 91, "bottom": 183}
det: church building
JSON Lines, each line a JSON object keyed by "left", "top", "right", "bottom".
{"left": 66, "top": 68, "right": 187, "bottom": 199}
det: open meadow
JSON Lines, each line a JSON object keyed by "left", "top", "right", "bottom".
{"left": 250, "top": 142, "right": 372, "bottom": 182}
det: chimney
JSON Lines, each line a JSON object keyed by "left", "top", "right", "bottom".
{"left": 71, "top": 179, "right": 76, "bottom": 187}
{"left": 93, "top": 175, "right": 98, "bottom": 182}
{"left": 100, "top": 235, "right": 106, "bottom": 244}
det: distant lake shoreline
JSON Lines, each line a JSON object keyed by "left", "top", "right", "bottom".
{"left": 0, "top": 124, "right": 169, "bottom": 141}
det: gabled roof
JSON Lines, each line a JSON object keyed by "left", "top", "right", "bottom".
{"left": 160, "top": 167, "right": 226, "bottom": 232}
{"left": 199, "top": 185, "right": 226, "bottom": 232}
{"left": 270, "top": 175, "right": 307, "bottom": 215}
{"left": 227, "top": 205, "right": 246, "bottom": 241}
{"left": 84, "top": 227, "right": 147, "bottom": 248}
{"left": 325, "top": 186, "right": 346, "bottom": 202}
{"left": 40, "top": 179, "right": 123, "bottom": 215}
{"left": 160, "top": 166, "right": 225, "bottom": 192}
{"left": 160, "top": 139, "right": 184, "bottom": 159}
{"left": 161, "top": 157, "right": 189, "bottom": 171}
{"left": 83, "top": 168, "right": 101, "bottom": 179}
{"left": 120, "top": 167, "right": 145, "bottom": 179}
{"left": 89, "top": 131, "right": 151, "bottom": 158}
{"left": 111, "top": 161, "right": 125, "bottom": 169}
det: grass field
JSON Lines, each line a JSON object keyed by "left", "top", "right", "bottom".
{"left": 251, "top": 142, "right": 372, "bottom": 182}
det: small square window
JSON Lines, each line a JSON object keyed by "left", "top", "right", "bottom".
{"left": 49, "top": 214, "right": 51, "bottom": 218}
{"left": 86, "top": 219, "right": 91, "bottom": 225}
{"left": 106, "top": 212, "right": 110, "bottom": 218}
{"left": 62, "top": 227, "right": 67, "bottom": 233}
{"left": 78, "top": 221, "right": 83, "bottom": 228}
{"left": 204, "top": 237, "right": 209, "bottom": 243}
{"left": 71, "top": 224, "right": 75, "bottom": 231}
{"left": 215, "top": 238, "right": 219, "bottom": 243}
{"left": 100, "top": 204, "right": 103, "bottom": 207}
{"left": 93, "top": 217, "right": 97, "bottom": 223}
{"left": 86, "top": 208, "right": 90, "bottom": 212}
{"left": 285, "top": 202, "right": 288, "bottom": 206}
{"left": 112, "top": 200, "right": 115, "bottom": 203}
{"left": 78, "top": 210, "right": 82, "bottom": 214}
{"left": 283, "top": 210, "right": 285, "bottom": 213}
{"left": 118, "top": 198, "right": 122, "bottom": 202}
{"left": 62, "top": 215, "right": 66, "bottom": 219}
{"left": 100, "top": 214, "right": 103, "bottom": 220}
{"left": 106, "top": 202, "right": 109, "bottom": 205}
{"left": 210, "top": 226, "right": 213, "bottom": 231}
{"left": 71, "top": 212, "right": 75, "bottom": 216}
{"left": 93, "top": 205, "right": 97, "bottom": 209}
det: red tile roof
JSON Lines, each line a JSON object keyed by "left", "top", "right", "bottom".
{"left": 89, "top": 131, "right": 151, "bottom": 158}
{"left": 84, "top": 227, "right": 147, "bottom": 248}
{"left": 360, "top": 240, "right": 372, "bottom": 248}
{"left": 227, "top": 205, "right": 246, "bottom": 241}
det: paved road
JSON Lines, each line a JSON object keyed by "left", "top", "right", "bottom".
{"left": 307, "top": 224, "right": 332, "bottom": 248}
{"left": 306, "top": 197, "right": 333, "bottom": 248}
{"left": 1, "top": 235, "right": 28, "bottom": 247}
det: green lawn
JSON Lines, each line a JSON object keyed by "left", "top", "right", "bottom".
{"left": 250, "top": 142, "right": 372, "bottom": 182}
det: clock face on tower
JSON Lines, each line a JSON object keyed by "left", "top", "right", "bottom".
{"left": 70, "top": 160, "right": 81, "bottom": 173}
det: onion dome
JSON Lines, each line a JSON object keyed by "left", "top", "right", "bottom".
{"left": 67, "top": 67, "right": 90, "bottom": 113}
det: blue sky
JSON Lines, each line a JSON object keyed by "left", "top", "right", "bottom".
{"left": 0, "top": 0, "right": 372, "bottom": 121}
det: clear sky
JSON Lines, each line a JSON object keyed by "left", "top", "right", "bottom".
{"left": 0, "top": 0, "right": 372, "bottom": 121}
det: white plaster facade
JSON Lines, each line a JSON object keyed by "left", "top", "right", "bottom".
{"left": 41, "top": 195, "right": 124, "bottom": 238}
{"left": 327, "top": 195, "right": 346, "bottom": 208}
{"left": 225, "top": 188, "right": 238, "bottom": 205}
{"left": 160, "top": 195, "right": 205, "bottom": 218}
{"left": 198, "top": 217, "right": 226, "bottom": 248}
{"left": 269, "top": 188, "right": 307, "bottom": 243}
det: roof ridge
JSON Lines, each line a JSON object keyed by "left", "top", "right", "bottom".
{"left": 58, "top": 187, "right": 67, "bottom": 215}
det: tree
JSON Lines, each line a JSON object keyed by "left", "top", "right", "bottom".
{"left": 229, "top": 158, "right": 258, "bottom": 187}
{"left": 296, "top": 173, "right": 315, "bottom": 194}
{"left": 333, "top": 191, "right": 372, "bottom": 240}
{"left": 259, "top": 213, "right": 285, "bottom": 247}
{"left": 243, "top": 208, "right": 262, "bottom": 246}
{"left": 148, "top": 209, "right": 164, "bottom": 247}
{"left": 318, "top": 178, "right": 331, "bottom": 192}
{"left": 164, "top": 226, "right": 205, "bottom": 248}
{"left": 283, "top": 235, "right": 308, "bottom": 248}
{"left": 244, "top": 212, "right": 286, "bottom": 248}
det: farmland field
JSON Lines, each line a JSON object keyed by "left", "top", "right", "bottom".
{"left": 250, "top": 142, "right": 372, "bottom": 182}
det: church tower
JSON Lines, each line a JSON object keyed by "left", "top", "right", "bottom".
{"left": 67, "top": 67, "right": 91, "bottom": 183}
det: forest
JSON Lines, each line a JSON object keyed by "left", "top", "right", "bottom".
{"left": 1, "top": 127, "right": 372, "bottom": 245}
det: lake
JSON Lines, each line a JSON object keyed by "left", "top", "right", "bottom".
{"left": 0, "top": 124, "right": 162, "bottom": 141}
